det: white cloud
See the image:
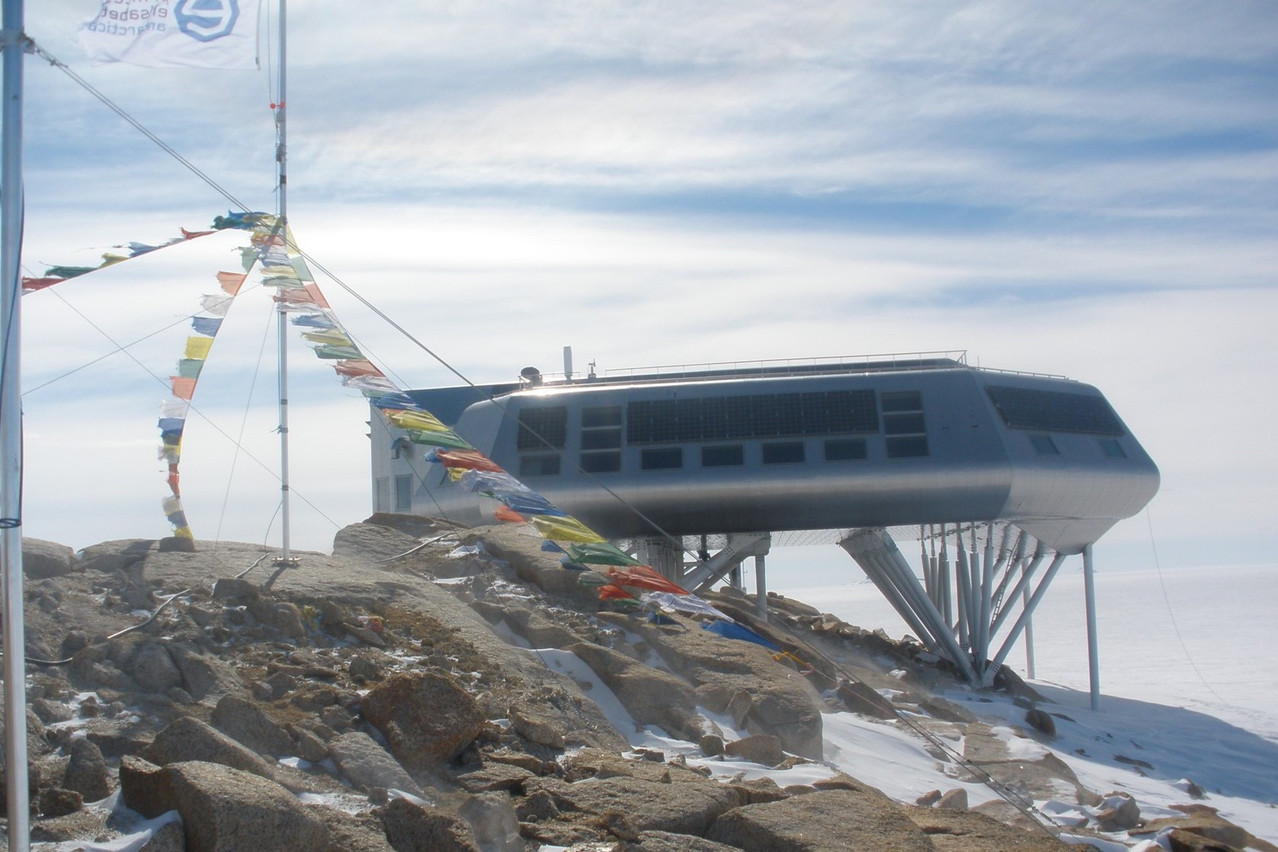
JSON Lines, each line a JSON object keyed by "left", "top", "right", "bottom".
{"left": 12, "top": 2, "right": 1276, "bottom": 569}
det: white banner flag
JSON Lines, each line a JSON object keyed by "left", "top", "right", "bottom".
{"left": 78, "top": 0, "right": 260, "bottom": 69}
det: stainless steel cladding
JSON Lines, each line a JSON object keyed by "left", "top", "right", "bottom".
{"left": 370, "top": 359, "right": 1159, "bottom": 554}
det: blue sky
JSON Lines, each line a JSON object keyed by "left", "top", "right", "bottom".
{"left": 12, "top": 2, "right": 1277, "bottom": 581}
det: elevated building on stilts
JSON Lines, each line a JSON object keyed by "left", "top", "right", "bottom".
{"left": 370, "top": 352, "right": 1158, "bottom": 702}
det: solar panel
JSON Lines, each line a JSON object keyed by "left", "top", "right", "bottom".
{"left": 986, "top": 386, "right": 1124, "bottom": 436}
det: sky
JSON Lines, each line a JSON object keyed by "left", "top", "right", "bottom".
{"left": 9, "top": 2, "right": 1278, "bottom": 581}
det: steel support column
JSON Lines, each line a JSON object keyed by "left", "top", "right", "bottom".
{"left": 1083, "top": 543, "right": 1101, "bottom": 710}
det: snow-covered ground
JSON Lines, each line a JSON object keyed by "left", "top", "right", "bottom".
{"left": 767, "top": 561, "right": 1278, "bottom": 847}
{"left": 540, "top": 561, "right": 1278, "bottom": 849}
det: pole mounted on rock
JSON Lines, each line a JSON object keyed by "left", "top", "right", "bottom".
{"left": 0, "top": 0, "right": 31, "bottom": 847}
{"left": 273, "top": 0, "right": 297, "bottom": 569}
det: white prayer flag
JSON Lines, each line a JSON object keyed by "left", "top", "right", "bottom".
{"left": 77, "top": 0, "right": 260, "bottom": 69}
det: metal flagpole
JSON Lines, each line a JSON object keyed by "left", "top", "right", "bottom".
{"left": 274, "top": 0, "right": 295, "bottom": 566}
{"left": 1, "top": 0, "right": 31, "bottom": 846}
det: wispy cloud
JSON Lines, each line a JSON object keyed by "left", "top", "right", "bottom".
{"left": 13, "top": 2, "right": 1277, "bottom": 565}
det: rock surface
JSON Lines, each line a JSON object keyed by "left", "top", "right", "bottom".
{"left": 4, "top": 521, "right": 1249, "bottom": 851}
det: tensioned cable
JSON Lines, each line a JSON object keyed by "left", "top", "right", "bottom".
{"left": 30, "top": 42, "right": 253, "bottom": 215}
{"left": 300, "top": 246, "right": 693, "bottom": 555}
{"left": 756, "top": 612, "right": 1066, "bottom": 841}
{"left": 213, "top": 296, "right": 278, "bottom": 545}
{"left": 32, "top": 38, "right": 692, "bottom": 560}
{"left": 1144, "top": 507, "right": 1228, "bottom": 704}
{"left": 27, "top": 277, "right": 341, "bottom": 531}
{"left": 20, "top": 275, "right": 204, "bottom": 396}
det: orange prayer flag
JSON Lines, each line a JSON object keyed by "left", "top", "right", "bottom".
{"left": 217, "top": 271, "right": 248, "bottom": 296}
{"left": 304, "top": 283, "right": 330, "bottom": 309}
{"left": 597, "top": 584, "right": 635, "bottom": 601}
{"left": 170, "top": 377, "right": 197, "bottom": 400}
{"left": 493, "top": 505, "right": 527, "bottom": 524}
{"left": 432, "top": 448, "right": 504, "bottom": 473}
{"left": 21, "top": 277, "right": 62, "bottom": 292}
{"left": 333, "top": 359, "right": 383, "bottom": 377}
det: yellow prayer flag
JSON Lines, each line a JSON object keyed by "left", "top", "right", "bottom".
{"left": 184, "top": 336, "right": 214, "bottom": 360}
{"left": 385, "top": 409, "right": 449, "bottom": 433}
{"left": 529, "top": 515, "right": 607, "bottom": 544}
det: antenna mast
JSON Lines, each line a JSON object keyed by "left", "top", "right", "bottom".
{"left": 1, "top": 0, "right": 30, "bottom": 846}
{"left": 274, "top": 0, "right": 296, "bottom": 565}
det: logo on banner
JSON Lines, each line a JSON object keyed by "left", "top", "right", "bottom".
{"left": 174, "top": 0, "right": 241, "bottom": 42}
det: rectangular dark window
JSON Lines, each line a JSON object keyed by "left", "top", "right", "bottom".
{"left": 886, "top": 436, "right": 929, "bottom": 458}
{"left": 581, "top": 406, "right": 621, "bottom": 428}
{"left": 519, "top": 455, "right": 561, "bottom": 476}
{"left": 824, "top": 438, "right": 867, "bottom": 461}
{"left": 374, "top": 477, "right": 389, "bottom": 512}
{"left": 881, "top": 391, "right": 923, "bottom": 413}
{"left": 641, "top": 448, "right": 683, "bottom": 470}
{"left": 581, "top": 430, "right": 621, "bottom": 450}
{"left": 762, "top": 442, "right": 805, "bottom": 464}
{"left": 581, "top": 405, "right": 624, "bottom": 473}
{"left": 881, "top": 390, "right": 928, "bottom": 458}
{"left": 1099, "top": 438, "right": 1127, "bottom": 459}
{"left": 1030, "top": 434, "right": 1060, "bottom": 455}
{"left": 581, "top": 452, "right": 621, "bottom": 473}
{"left": 394, "top": 474, "right": 412, "bottom": 511}
{"left": 883, "top": 412, "right": 926, "bottom": 435}
{"left": 702, "top": 445, "right": 744, "bottom": 467}
{"left": 517, "top": 406, "right": 567, "bottom": 450}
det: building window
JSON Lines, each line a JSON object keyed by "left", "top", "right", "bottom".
{"left": 1099, "top": 438, "right": 1127, "bottom": 459}
{"left": 394, "top": 474, "right": 412, "bottom": 511}
{"left": 375, "top": 477, "right": 389, "bottom": 512}
{"left": 519, "top": 455, "right": 561, "bottom": 477}
{"left": 1030, "top": 434, "right": 1059, "bottom": 455}
{"left": 882, "top": 391, "right": 929, "bottom": 458}
{"left": 702, "top": 445, "right": 744, "bottom": 467}
{"left": 517, "top": 405, "right": 567, "bottom": 451}
{"left": 886, "top": 435, "right": 929, "bottom": 458}
{"left": 762, "top": 441, "right": 805, "bottom": 464}
{"left": 641, "top": 448, "right": 683, "bottom": 470}
{"left": 582, "top": 406, "right": 622, "bottom": 428}
{"left": 581, "top": 452, "right": 621, "bottom": 473}
{"left": 581, "top": 430, "right": 621, "bottom": 450}
{"left": 824, "top": 438, "right": 867, "bottom": 461}
{"left": 580, "top": 405, "right": 624, "bottom": 474}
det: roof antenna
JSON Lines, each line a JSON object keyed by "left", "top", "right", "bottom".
{"left": 520, "top": 366, "right": 543, "bottom": 387}
{"left": 563, "top": 345, "right": 574, "bottom": 384}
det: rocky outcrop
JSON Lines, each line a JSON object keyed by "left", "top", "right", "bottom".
{"left": 11, "top": 523, "right": 1234, "bottom": 852}
{"left": 707, "top": 788, "right": 934, "bottom": 851}
{"left": 328, "top": 731, "right": 427, "bottom": 798}
{"left": 378, "top": 797, "right": 482, "bottom": 852}
{"left": 159, "top": 760, "right": 328, "bottom": 852}
{"left": 568, "top": 641, "right": 704, "bottom": 740}
{"left": 361, "top": 671, "right": 486, "bottom": 769}
{"left": 523, "top": 773, "right": 741, "bottom": 837}
{"left": 21, "top": 538, "right": 78, "bottom": 580}
{"left": 611, "top": 611, "right": 825, "bottom": 759}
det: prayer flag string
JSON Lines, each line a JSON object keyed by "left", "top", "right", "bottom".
{"left": 26, "top": 213, "right": 723, "bottom": 617}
